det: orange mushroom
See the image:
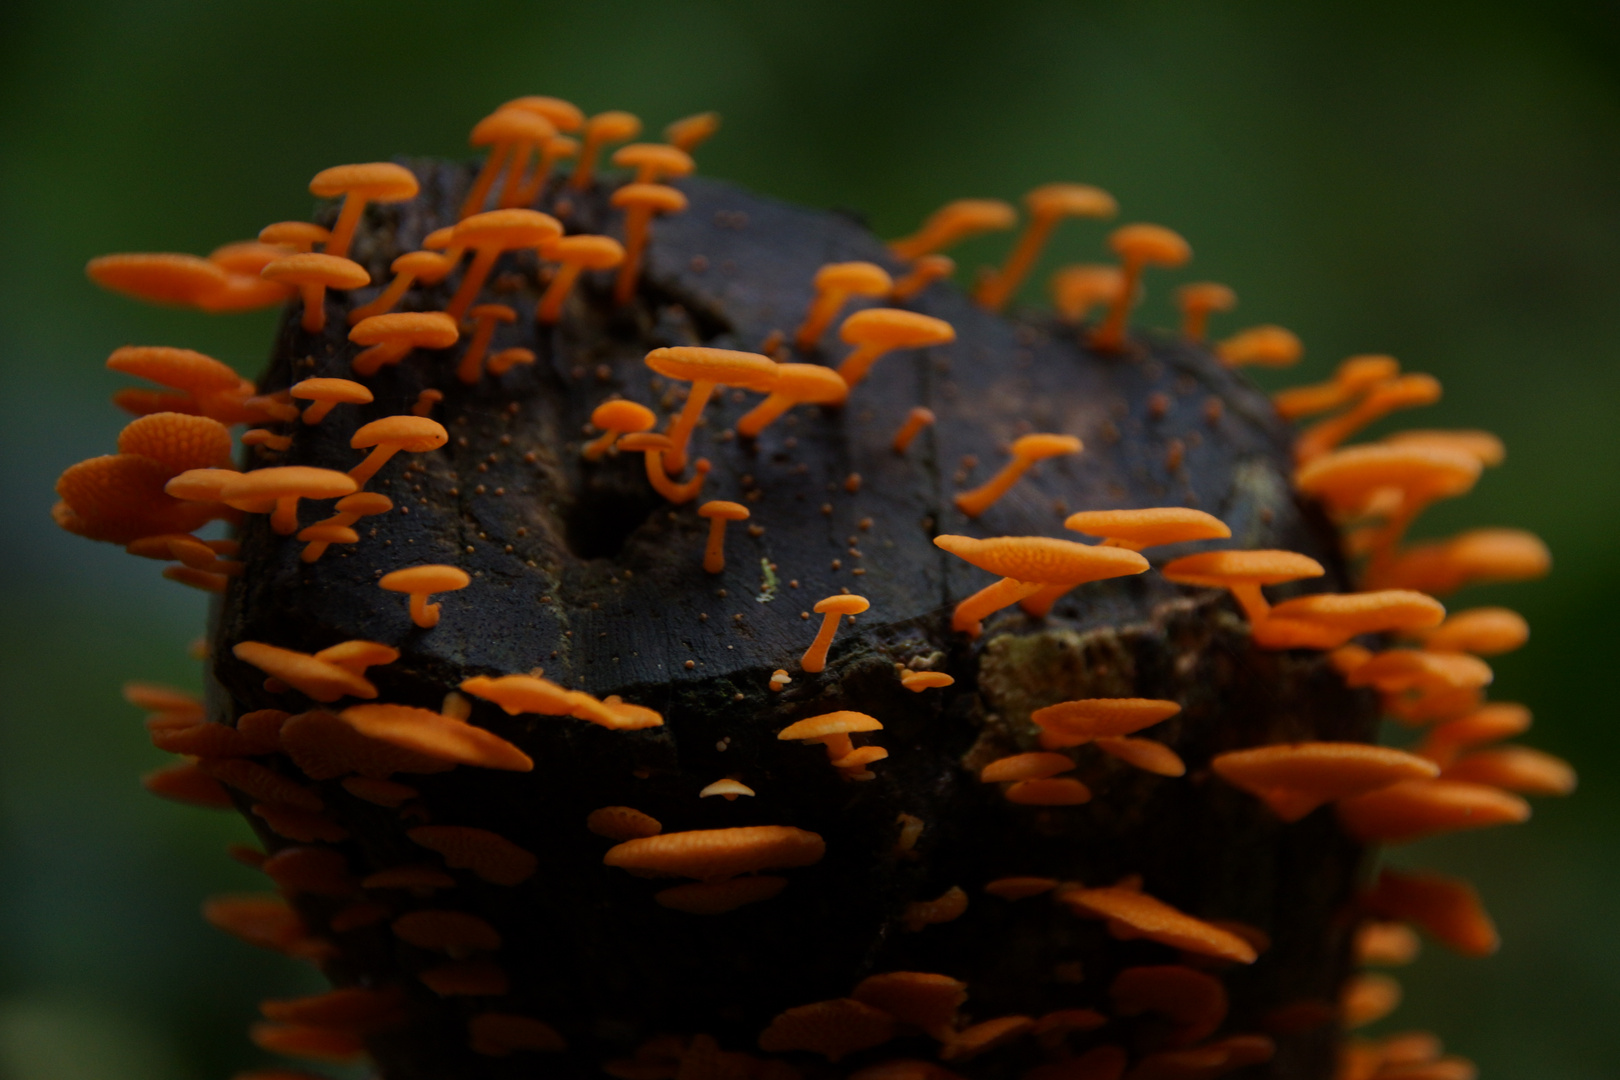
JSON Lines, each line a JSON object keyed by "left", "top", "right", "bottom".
{"left": 1215, "top": 325, "right": 1304, "bottom": 368}
{"left": 537, "top": 235, "right": 625, "bottom": 323}
{"left": 260, "top": 253, "right": 370, "bottom": 334}
{"left": 935, "top": 535, "right": 1149, "bottom": 637}
{"left": 1211, "top": 742, "right": 1440, "bottom": 821}
{"left": 309, "top": 163, "right": 420, "bottom": 259}
{"left": 1091, "top": 224, "right": 1193, "bottom": 351}
{"left": 939, "top": 1015, "right": 1033, "bottom": 1061}
{"left": 1177, "top": 282, "right": 1238, "bottom": 343}
{"left": 1382, "top": 428, "right": 1506, "bottom": 467}
{"left": 456, "top": 303, "right": 517, "bottom": 384}
{"left": 1031, "top": 698, "right": 1182, "bottom": 749}
{"left": 1295, "top": 373, "right": 1443, "bottom": 463}
{"left": 241, "top": 428, "right": 292, "bottom": 453}
{"left": 1160, "top": 549, "right": 1326, "bottom": 624}
{"left": 890, "top": 254, "right": 955, "bottom": 302}
{"left": 618, "top": 432, "right": 711, "bottom": 503}
{"left": 1442, "top": 745, "right": 1576, "bottom": 796}
{"left": 1254, "top": 590, "right": 1446, "bottom": 651}
{"left": 757, "top": 999, "right": 896, "bottom": 1062}
{"left": 572, "top": 110, "right": 643, "bottom": 190}
{"left": 795, "top": 263, "right": 895, "bottom": 350}
{"left": 54, "top": 453, "right": 221, "bottom": 545}
{"left": 290, "top": 377, "right": 372, "bottom": 424}
{"left": 378, "top": 564, "right": 470, "bottom": 628}
{"left": 294, "top": 523, "right": 358, "bottom": 557}
{"left": 612, "top": 142, "right": 696, "bottom": 184}
{"left": 1416, "top": 702, "right": 1532, "bottom": 766}
{"left": 1271, "top": 353, "right": 1399, "bottom": 421}
{"left": 1110, "top": 965, "right": 1228, "bottom": 1046}
{"left": 900, "top": 670, "right": 954, "bottom": 692}
{"left": 339, "top": 702, "right": 532, "bottom": 772}
{"left": 1049, "top": 263, "right": 1125, "bottom": 324}
{"left": 891, "top": 406, "right": 935, "bottom": 454}
{"left": 1337, "top": 779, "right": 1530, "bottom": 844}
{"left": 698, "top": 778, "right": 756, "bottom": 801}
{"left": 902, "top": 885, "right": 969, "bottom": 932}
{"left": 736, "top": 363, "right": 849, "bottom": 438}
{"left": 502, "top": 94, "right": 585, "bottom": 132}
{"left": 698, "top": 500, "right": 750, "bottom": 573}
{"left": 583, "top": 399, "right": 657, "bottom": 460}
{"left": 116, "top": 412, "right": 235, "bottom": 472}
{"left": 1366, "top": 528, "right": 1551, "bottom": 595}
{"left": 1363, "top": 868, "right": 1499, "bottom": 957}
{"left": 220, "top": 466, "right": 357, "bottom": 535}
{"left": 198, "top": 241, "right": 298, "bottom": 312}
{"left": 348, "top": 415, "right": 449, "bottom": 485}
{"left": 460, "top": 672, "right": 661, "bottom": 731}
{"left": 301, "top": 491, "right": 392, "bottom": 561}
{"left": 1060, "top": 886, "right": 1258, "bottom": 964}
{"left": 86, "top": 252, "right": 229, "bottom": 307}
{"left": 611, "top": 183, "right": 688, "bottom": 304}
{"left": 259, "top": 221, "right": 331, "bottom": 253}
{"left": 1092, "top": 738, "right": 1186, "bottom": 777}
{"left": 499, "top": 97, "right": 584, "bottom": 203}
{"left": 976, "top": 183, "right": 1118, "bottom": 312}
{"left": 851, "top": 972, "right": 965, "bottom": 1039}
{"left": 412, "top": 388, "right": 443, "bottom": 417}
{"left": 445, "top": 209, "right": 563, "bottom": 322}
{"left": 889, "top": 198, "right": 1017, "bottom": 261}
{"left": 486, "top": 347, "right": 534, "bottom": 376}
{"left": 603, "top": 825, "right": 825, "bottom": 882}
{"left": 643, "top": 346, "right": 778, "bottom": 473}
{"left": 954, "top": 433, "right": 1083, "bottom": 518}
{"left": 664, "top": 111, "right": 721, "bottom": 152}
{"left": 801, "top": 594, "right": 871, "bottom": 673}
{"left": 348, "top": 250, "right": 454, "bottom": 324}
{"left": 837, "top": 308, "right": 956, "bottom": 388}
{"left": 314, "top": 639, "right": 398, "bottom": 678}
{"left": 1353, "top": 921, "right": 1422, "bottom": 966}
{"left": 461, "top": 107, "right": 557, "bottom": 219}
{"left": 586, "top": 806, "right": 662, "bottom": 841}
{"left": 232, "top": 641, "right": 377, "bottom": 702}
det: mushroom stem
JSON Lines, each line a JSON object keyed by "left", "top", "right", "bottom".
{"left": 410, "top": 593, "right": 441, "bottom": 629}
{"left": 613, "top": 206, "right": 654, "bottom": 306}
{"left": 582, "top": 427, "right": 621, "bottom": 461}
{"left": 640, "top": 449, "right": 709, "bottom": 504}
{"left": 975, "top": 215, "right": 1057, "bottom": 312}
{"left": 836, "top": 343, "right": 890, "bottom": 388}
{"left": 952, "top": 578, "right": 1044, "bottom": 638}
{"left": 444, "top": 248, "right": 500, "bottom": 323}
{"left": 352, "top": 341, "right": 410, "bottom": 377}
{"left": 457, "top": 318, "right": 500, "bottom": 385}
{"left": 498, "top": 140, "right": 534, "bottom": 209}
{"left": 891, "top": 255, "right": 953, "bottom": 302}
{"left": 1229, "top": 583, "right": 1271, "bottom": 623}
{"left": 270, "top": 496, "right": 302, "bottom": 536}
{"left": 461, "top": 143, "right": 512, "bottom": 220}
{"left": 955, "top": 458, "right": 1034, "bottom": 518}
{"left": 892, "top": 407, "right": 935, "bottom": 454}
{"left": 703, "top": 518, "right": 730, "bottom": 574}
{"left": 735, "top": 393, "right": 798, "bottom": 439}
{"left": 325, "top": 195, "right": 368, "bottom": 260}
{"left": 1018, "top": 582, "right": 1071, "bottom": 619}
{"left": 663, "top": 379, "right": 716, "bottom": 474}
{"left": 348, "top": 272, "right": 416, "bottom": 325}
{"left": 296, "top": 283, "right": 328, "bottom": 333}
{"left": 536, "top": 263, "right": 584, "bottom": 324}
{"left": 801, "top": 611, "right": 847, "bottom": 673}
{"left": 795, "top": 290, "right": 848, "bottom": 351}
{"left": 301, "top": 400, "right": 338, "bottom": 425}
{"left": 349, "top": 446, "right": 402, "bottom": 486}
{"left": 1091, "top": 257, "right": 1145, "bottom": 352}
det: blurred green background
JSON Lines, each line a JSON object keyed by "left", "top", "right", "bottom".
{"left": 1, "top": 1, "right": 1616, "bottom": 1077}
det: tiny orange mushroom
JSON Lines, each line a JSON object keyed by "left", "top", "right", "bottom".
{"left": 457, "top": 303, "right": 517, "bottom": 384}
{"left": 612, "top": 183, "right": 688, "bottom": 304}
{"left": 1031, "top": 697, "right": 1183, "bottom": 748}
{"left": 1060, "top": 886, "right": 1258, "bottom": 964}
{"left": 836, "top": 309, "right": 957, "bottom": 388}
{"left": 955, "top": 433, "right": 1084, "bottom": 518}
{"left": 795, "top": 262, "right": 894, "bottom": 351}
{"left": 1363, "top": 868, "right": 1499, "bottom": 958}
{"left": 643, "top": 346, "right": 778, "bottom": 473}
{"left": 1215, "top": 324, "right": 1304, "bottom": 368}
{"left": 736, "top": 363, "right": 849, "bottom": 438}
{"left": 852, "top": 971, "right": 967, "bottom": 1039}
{"left": 116, "top": 412, "right": 235, "bottom": 472}
{"left": 1443, "top": 745, "right": 1576, "bottom": 797}
{"left": 902, "top": 885, "right": 969, "bottom": 932}
{"left": 260, "top": 253, "right": 370, "bottom": 334}
{"left": 889, "top": 198, "right": 1017, "bottom": 261}
{"left": 698, "top": 500, "right": 750, "bottom": 573}
{"left": 939, "top": 1015, "right": 1035, "bottom": 1061}
{"left": 981, "top": 752, "right": 1075, "bottom": 783}
{"left": 309, "top": 162, "right": 420, "bottom": 260}
{"left": 290, "top": 377, "right": 372, "bottom": 425}
{"left": 1091, "top": 223, "right": 1193, "bottom": 351}
{"left": 1354, "top": 920, "right": 1423, "bottom": 966}
{"left": 891, "top": 254, "right": 955, "bottom": 302}
{"left": 1413, "top": 605, "right": 1525, "bottom": 655}
{"left": 1176, "top": 282, "right": 1238, "bottom": 343}
{"left": 1383, "top": 427, "right": 1506, "bottom": 468}
{"left": 445, "top": 209, "right": 563, "bottom": 322}
{"left": 603, "top": 824, "right": 826, "bottom": 882}
{"left": 586, "top": 806, "right": 662, "bottom": 841}
{"left": 1295, "top": 372, "right": 1444, "bottom": 463}
{"left": 1417, "top": 702, "right": 1533, "bottom": 766}
{"left": 1160, "top": 549, "right": 1325, "bottom": 624}
{"left": 976, "top": 182, "right": 1118, "bottom": 312}
{"left": 301, "top": 491, "right": 392, "bottom": 562}
{"left": 664, "top": 111, "right": 721, "bottom": 152}
{"left": 486, "top": 346, "right": 534, "bottom": 376}
{"left": 348, "top": 415, "right": 449, "bottom": 485}
{"left": 1367, "top": 528, "right": 1551, "bottom": 596}
{"left": 1092, "top": 737, "right": 1186, "bottom": 777}
{"left": 618, "top": 432, "right": 711, "bottom": 504}
{"left": 259, "top": 221, "right": 331, "bottom": 253}
{"left": 86, "top": 252, "right": 229, "bottom": 307}
{"left": 348, "top": 250, "right": 454, "bottom": 324}
{"left": 220, "top": 466, "right": 357, "bottom": 535}
{"left": 892, "top": 406, "right": 936, "bottom": 454}
{"left": 412, "top": 388, "right": 443, "bottom": 417}
{"left": 1337, "top": 778, "right": 1530, "bottom": 845}
{"left": 1340, "top": 974, "right": 1402, "bottom": 1029}
{"left": 1271, "top": 352, "right": 1398, "bottom": 421}
{"left": 338, "top": 702, "right": 532, "bottom": 773}
{"left": 231, "top": 641, "right": 377, "bottom": 703}
{"left": 583, "top": 399, "right": 657, "bottom": 460}
{"left": 392, "top": 909, "right": 502, "bottom": 955}
{"left": 241, "top": 428, "right": 292, "bottom": 453}
{"left": 537, "top": 235, "right": 625, "bottom": 323}
{"left": 1049, "top": 263, "right": 1125, "bottom": 325}
{"left": 698, "top": 778, "right": 756, "bottom": 801}
{"left": 200, "top": 241, "right": 298, "bottom": 312}
{"left": 572, "top": 110, "right": 643, "bottom": 190}
{"left": 1211, "top": 742, "right": 1441, "bottom": 822}
{"left": 801, "top": 594, "right": 871, "bottom": 673}
{"left": 934, "top": 535, "right": 1149, "bottom": 638}
{"left": 461, "top": 107, "right": 557, "bottom": 219}
{"left": 379, "top": 564, "right": 470, "bottom": 629}
{"left": 612, "top": 142, "right": 696, "bottom": 184}
{"left": 900, "top": 670, "right": 954, "bottom": 692}
{"left": 1254, "top": 589, "right": 1447, "bottom": 651}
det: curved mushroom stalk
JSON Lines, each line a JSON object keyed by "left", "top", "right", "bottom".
{"left": 975, "top": 183, "right": 1117, "bottom": 313}
{"left": 1092, "top": 223, "right": 1192, "bottom": 352}
{"left": 951, "top": 577, "right": 1045, "bottom": 637}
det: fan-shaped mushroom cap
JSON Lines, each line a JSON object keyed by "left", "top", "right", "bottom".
{"left": 296, "top": 523, "right": 358, "bottom": 546}
{"left": 1028, "top": 182, "right": 1118, "bottom": 220}
{"left": 1337, "top": 779, "right": 1530, "bottom": 844}
{"left": 1263, "top": 590, "right": 1446, "bottom": 643}
{"left": 471, "top": 107, "right": 555, "bottom": 149}
{"left": 981, "top": 752, "right": 1075, "bottom": 783}
{"left": 261, "top": 252, "right": 370, "bottom": 290}
{"left": 310, "top": 161, "right": 418, "bottom": 202}
{"left": 392, "top": 909, "right": 502, "bottom": 953}
{"left": 352, "top": 415, "right": 450, "bottom": 453}
{"left": 258, "top": 221, "right": 332, "bottom": 250}
{"left": 1417, "top": 607, "right": 1528, "bottom": 655}
{"left": 900, "top": 671, "right": 954, "bottom": 692}
{"left": 1212, "top": 742, "right": 1440, "bottom": 821}
{"left": 1369, "top": 528, "right": 1551, "bottom": 595}
{"left": 117, "top": 413, "right": 235, "bottom": 471}
{"left": 1161, "top": 550, "right": 1325, "bottom": 587}
{"left": 1050, "top": 264, "right": 1126, "bottom": 322}
{"left": 331, "top": 491, "right": 394, "bottom": 518}
{"left": 779, "top": 711, "right": 882, "bottom": 741}
{"left": 1216, "top": 325, "right": 1304, "bottom": 367}
{"left": 852, "top": 972, "right": 967, "bottom": 1038}
{"left": 610, "top": 182, "right": 689, "bottom": 214}
{"left": 586, "top": 806, "right": 662, "bottom": 841}
{"left": 1383, "top": 428, "right": 1506, "bottom": 468}
{"left": 1011, "top": 433, "right": 1084, "bottom": 461}
{"left": 1061, "top": 887, "right": 1258, "bottom": 963}
{"left": 1093, "top": 737, "right": 1186, "bottom": 777}
{"left": 664, "top": 111, "right": 721, "bottom": 151}
{"left": 1353, "top": 921, "right": 1422, "bottom": 966}
{"left": 410, "top": 825, "right": 537, "bottom": 885}
{"left": 380, "top": 564, "right": 470, "bottom": 596}
{"left": 1346, "top": 650, "right": 1493, "bottom": 694}
{"left": 1419, "top": 702, "right": 1532, "bottom": 763}
{"left": 618, "top": 432, "right": 673, "bottom": 453}
{"left": 279, "top": 708, "right": 454, "bottom": 780}
{"left": 1295, "top": 444, "right": 1481, "bottom": 512}
{"left": 613, "top": 142, "right": 695, "bottom": 181}
{"left": 451, "top": 207, "right": 563, "bottom": 248}
{"left": 549, "top": 233, "right": 626, "bottom": 268}
{"left": 699, "top": 778, "right": 756, "bottom": 801}
{"left": 290, "top": 377, "right": 373, "bottom": 422}
{"left": 591, "top": 399, "right": 656, "bottom": 434}
{"left": 757, "top": 999, "right": 896, "bottom": 1062}
{"left": 314, "top": 639, "right": 398, "bottom": 675}
{"left": 233, "top": 642, "right": 377, "bottom": 702}
{"left": 54, "top": 453, "right": 217, "bottom": 543}
{"left": 221, "top": 466, "right": 357, "bottom": 507}
{"left": 107, "top": 345, "right": 242, "bottom": 394}
{"left": 770, "top": 363, "right": 850, "bottom": 404}
{"left": 935, "top": 535, "right": 1150, "bottom": 585}
{"left": 698, "top": 500, "right": 749, "bottom": 522}
{"left": 1110, "top": 223, "right": 1192, "bottom": 267}
{"left": 940, "top": 1016, "right": 1035, "bottom": 1062}
{"left": 1064, "top": 507, "right": 1230, "bottom": 550}
{"left": 86, "top": 253, "right": 229, "bottom": 306}
{"left": 503, "top": 95, "right": 585, "bottom": 131}
{"left": 889, "top": 198, "right": 1017, "bottom": 261}
{"left": 603, "top": 825, "right": 825, "bottom": 881}
{"left": 1032, "top": 697, "right": 1182, "bottom": 739}
{"left": 655, "top": 876, "right": 786, "bottom": 913}
{"left": 1443, "top": 745, "right": 1575, "bottom": 796}
{"left": 644, "top": 346, "right": 779, "bottom": 391}
{"left": 1364, "top": 868, "right": 1499, "bottom": 957}
{"left": 339, "top": 703, "right": 532, "bottom": 772}
{"left": 813, "top": 594, "right": 871, "bottom": 617}
{"left": 164, "top": 468, "right": 242, "bottom": 502}
{"left": 840, "top": 308, "right": 956, "bottom": 349}
{"left": 1110, "top": 965, "right": 1228, "bottom": 1047}
{"left": 348, "top": 312, "right": 459, "bottom": 370}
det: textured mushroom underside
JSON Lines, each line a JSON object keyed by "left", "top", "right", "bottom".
{"left": 212, "top": 162, "right": 1373, "bottom": 1079}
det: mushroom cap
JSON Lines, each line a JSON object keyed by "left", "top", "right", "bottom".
{"left": 1010, "top": 433, "right": 1083, "bottom": 461}
{"left": 468, "top": 303, "right": 518, "bottom": 323}
{"left": 1380, "top": 528, "right": 1552, "bottom": 594}
{"left": 348, "top": 311, "right": 460, "bottom": 349}
{"left": 698, "top": 500, "right": 750, "bottom": 521}
{"left": 1031, "top": 698, "right": 1182, "bottom": 737}
{"left": 1025, "top": 182, "right": 1118, "bottom": 220}
{"left": 768, "top": 363, "right": 850, "bottom": 405}
{"left": 1061, "top": 887, "right": 1257, "bottom": 964}
{"left": 1177, "top": 281, "right": 1238, "bottom": 311}
{"left": 603, "top": 825, "right": 825, "bottom": 881}
{"left": 451, "top": 209, "right": 564, "bottom": 249}
{"left": 899, "top": 671, "right": 954, "bottom": 691}
{"left": 590, "top": 399, "right": 656, "bottom": 433}
{"left": 778, "top": 711, "right": 882, "bottom": 740}
{"left": 291, "top": 377, "right": 373, "bottom": 406}
{"left": 610, "top": 183, "right": 689, "bottom": 213}
{"left": 422, "top": 227, "right": 454, "bottom": 249}
{"left": 586, "top": 110, "right": 643, "bottom": 141}
{"left": 549, "top": 234, "right": 625, "bottom": 268}
{"left": 164, "top": 467, "right": 242, "bottom": 502}
{"left": 392, "top": 909, "right": 502, "bottom": 952}
{"left": 618, "top": 432, "right": 674, "bottom": 453}
{"left": 1337, "top": 778, "right": 1531, "bottom": 844}
{"left": 261, "top": 253, "right": 370, "bottom": 290}
{"left": 1345, "top": 649, "right": 1493, "bottom": 693}
{"left": 107, "top": 345, "right": 242, "bottom": 393}
{"left": 586, "top": 805, "right": 662, "bottom": 840}
{"left": 390, "top": 250, "right": 453, "bottom": 276}
{"left": 1216, "top": 325, "right": 1304, "bottom": 367}
{"left": 813, "top": 593, "right": 871, "bottom": 616}
{"left": 1419, "top": 606, "right": 1529, "bottom": 655}
{"left": 1294, "top": 444, "right": 1480, "bottom": 508}
{"left": 221, "top": 466, "right": 358, "bottom": 504}
{"left": 117, "top": 412, "right": 235, "bottom": 471}
{"left": 1265, "top": 590, "right": 1446, "bottom": 634}
{"left": 232, "top": 642, "right": 376, "bottom": 702}
{"left": 981, "top": 752, "right": 1075, "bottom": 783}
{"left": 612, "top": 143, "right": 695, "bottom": 178}
{"left": 813, "top": 261, "right": 894, "bottom": 295}
{"left": 1212, "top": 743, "right": 1440, "bottom": 801}
{"left": 259, "top": 221, "right": 332, "bottom": 247}
{"left": 308, "top": 162, "right": 419, "bottom": 202}
{"left": 1064, "top": 507, "right": 1230, "bottom": 547}
{"left": 925, "top": 198, "right": 1018, "bottom": 234}
{"left": 333, "top": 491, "right": 394, "bottom": 516}
{"left": 1160, "top": 549, "right": 1325, "bottom": 587}
{"left": 934, "top": 535, "right": 1150, "bottom": 586}
{"left": 1382, "top": 428, "right": 1506, "bottom": 467}
{"left": 643, "top": 346, "right": 779, "bottom": 391}
{"left": 350, "top": 415, "right": 449, "bottom": 452}
{"left": 839, "top": 308, "right": 957, "bottom": 348}
{"left": 1108, "top": 224, "right": 1192, "bottom": 267}
{"left": 207, "top": 241, "right": 291, "bottom": 275}
{"left": 459, "top": 673, "right": 577, "bottom": 716}
{"left": 86, "top": 253, "right": 229, "bottom": 305}
{"left": 470, "top": 107, "right": 555, "bottom": 146}
{"left": 502, "top": 95, "right": 585, "bottom": 132}
{"left": 339, "top": 703, "right": 532, "bottom": 772}
{"left": 1051, "top": 264, "right": 1125, "bottom": 311}
{"left": 1335, "top": 353, "right": 1400, "bottom": 388}
{"left": 297, "top": 523, "right": 360, "bottom": 544}
{"left": 699, "top": 779, "right": 756, "bottom": 799}
{"left": 378, "top": 564, "right": 471, "bottom": 595}
{"left": 1363, "top": 373, "right": 1443, "bottom": 411}
{"left": 315, "top": 639, "right": 400, "bottom": 670}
